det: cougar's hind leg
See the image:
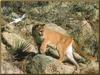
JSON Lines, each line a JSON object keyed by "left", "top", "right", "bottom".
{"left": 67, "top": 52, "right": 79, "bottom": 69}
{"left": 66, "top": 45, "right": 79, "bottom": 69}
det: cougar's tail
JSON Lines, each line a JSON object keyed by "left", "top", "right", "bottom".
{"left": 72, "top": 40, "right": 96, "bottom": 61}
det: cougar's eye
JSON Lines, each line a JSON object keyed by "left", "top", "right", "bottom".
{"left": 40, "top": 30, "right": 43, "bottom": 33}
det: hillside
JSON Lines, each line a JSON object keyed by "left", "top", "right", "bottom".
{"left": 1, "top": 0, "right": 99, "bottom": 74}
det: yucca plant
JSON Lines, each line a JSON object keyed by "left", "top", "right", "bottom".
{"left": 4, "top": 33, "right": 35, "bottom": 60}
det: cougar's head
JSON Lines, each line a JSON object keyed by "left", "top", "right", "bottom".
{"left": 32, "top": 24, "right": 45, "bottom": 36}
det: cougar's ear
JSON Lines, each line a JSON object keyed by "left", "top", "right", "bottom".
{"left": 41, "top": 24, "right": 45, "bottom": 26}
{"left": 40, "top": 24, "right": 45, "bottom": 29}
{"left": 32, "top": 24, "right": 39, "bottom": 30}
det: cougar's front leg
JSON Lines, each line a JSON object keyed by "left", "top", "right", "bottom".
{"left": 57, "top": 45, "right": 65, "bottom": 62}
{"left": 59, "top": 49, "right": 65, "bottom": 62}
{"left": 40, "top": 39, "right": 48, "bottom": 54}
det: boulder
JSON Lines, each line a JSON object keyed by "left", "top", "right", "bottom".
{"left": 26, "top": 54, "right": 75, "bottom": 74}
{"left": 2, "top": 32, "right": 38, "bottom": 54}
{"left": 1, "top": 42, "right": 24, "bottom": 74}
{"left": 79, "top": 20, "right": 98, "bottom": 55}
{"left": 1, "top": 60, "right": 24, "bottom": 74}
{"left": 80, "top": 61, "right": 99, "bottom": 74}
{"left": 1, "top": 24, "right": 15, "bottom": 32}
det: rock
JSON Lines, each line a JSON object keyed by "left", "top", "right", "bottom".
{"left": 81, "top": 20, "right": 94, "bottom": 37}
{"left": 1, "top": 60, "right": 24, "bottom": 74}
{"left": 2, "top": 24, "right": 15, "bottom": 32}
{"left": 26, "top": 54, "right": 75, "bottom": 74}
{"left": 79, "top": 20, "right": 97, "bottom": 54}
{"left": 1, "top": 42, "right": 24, "bottom": 74}
{"left": 2, "top": 32, "right": 38, "bottom": 54}
{"left": 1, "top": 42, "right": 7, "bottom": 54}
{"left": 1, "top": 42, "right": 11, "bottom": 62}
{"left": 80, "top": 61, "right": 99, "bottom": 74}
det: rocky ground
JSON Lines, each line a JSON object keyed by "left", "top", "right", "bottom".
{"left": 1, "top": 0, "right": 99, "bottom": 74}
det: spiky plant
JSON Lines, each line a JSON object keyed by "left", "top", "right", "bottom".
{"left": 8, "top": 36, "right": 35, "bottom": 60}
{"left": 4, "top": 33, "right": 34, "bottom": 56}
